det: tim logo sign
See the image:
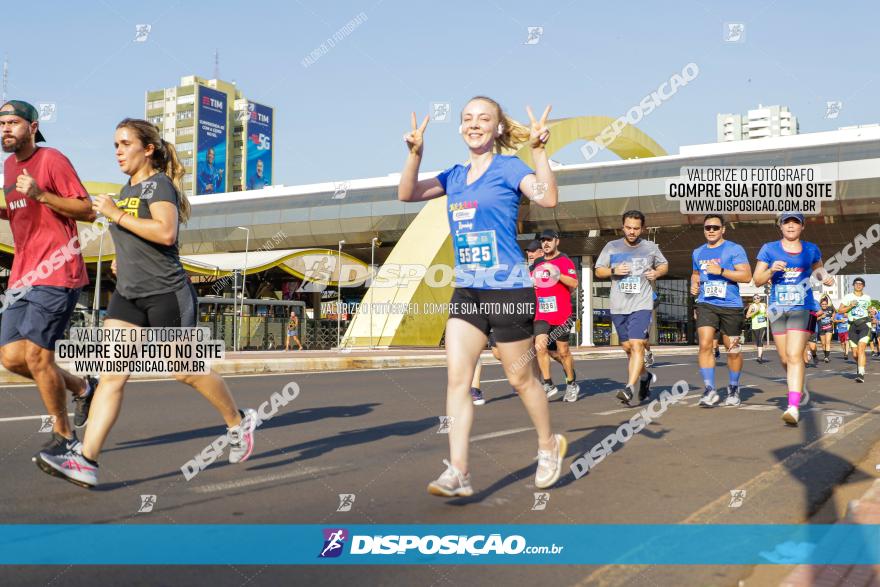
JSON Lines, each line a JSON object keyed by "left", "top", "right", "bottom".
{"left": 319, "top": 528, "right": 348, "bottom": 558}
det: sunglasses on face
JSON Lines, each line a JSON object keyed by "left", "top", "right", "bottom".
{"left": 704, "top": 225, "right": 722, "bottom": 232}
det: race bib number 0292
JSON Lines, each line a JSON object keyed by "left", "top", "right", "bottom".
{"left": 619, "top": 275, "right": 641, "bottom": 294}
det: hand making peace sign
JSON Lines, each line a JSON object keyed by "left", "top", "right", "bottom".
{"left": 527, "top": 105, "right": 551, "bottom": 149}
{"left": 403, "top": 112, "right": 430, "bottom": 156}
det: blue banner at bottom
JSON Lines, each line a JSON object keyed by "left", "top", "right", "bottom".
{"left": 1, "top": 525, "right": 879, "bottom": 565}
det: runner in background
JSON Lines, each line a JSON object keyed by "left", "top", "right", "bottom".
{"left": 838, "top": 277, "right": 872, "bottom": 383}
{"left": 595, "top": 210, "right": 668, "bottom": 405}
{"left": 834, "top": 308, "right": 851, "bottom": 361}
{"left": 869, "top": 307, "right": 880, "bottom": 358}
{"left": 817, "top": 296, "right": 834, "bottom": 363}
{"left": 746, "top": 294, "right": 768, "bottom": 364}
{"left": 532, "top": 229, "right": 579, "bottom": 402}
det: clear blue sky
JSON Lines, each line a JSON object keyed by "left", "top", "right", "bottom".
{"left": 3, "top": 0, "right": 877, "bottom": 185}
{"left": 3, "top": 1, "right": 879, "bottom": 284}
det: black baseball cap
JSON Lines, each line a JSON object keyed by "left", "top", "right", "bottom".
{"left": 539, "top": 229, "right": 558, "bottom": 240}
{"left": 0, "top": 100, "right": 47, "bottom": 143}
{"left": 526, "top": 240, "right": 541, "bottom": 252}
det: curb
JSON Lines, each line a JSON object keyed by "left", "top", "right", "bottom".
{"left": 0, "top": 345, "right": 706, "bottom": 385}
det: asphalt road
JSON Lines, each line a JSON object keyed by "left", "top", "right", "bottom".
{"left": 2, "top": 349, "right": 880, "bottom": 586}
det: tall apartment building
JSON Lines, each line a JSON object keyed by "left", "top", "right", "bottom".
{"left": 145, "top": 76, "right": 274, "bottom": 196}
{"left": 717, "top": 104, "right": 798, "bottom": 142}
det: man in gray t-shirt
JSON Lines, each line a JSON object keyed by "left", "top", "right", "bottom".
{"left": 595, "top": 210, "right": 668, "bottom": 405}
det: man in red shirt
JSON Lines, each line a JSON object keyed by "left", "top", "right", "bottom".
{"left": 532, "top": 229, "right": 579, "bottom": 402}
{"left": 0, "top": 100, "right": 97, "bottom": 460}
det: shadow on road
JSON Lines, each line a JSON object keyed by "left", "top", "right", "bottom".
{"left": 104, "top": 403, "right": 382, "bottom": 453}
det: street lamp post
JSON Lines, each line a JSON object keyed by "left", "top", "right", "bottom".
{"left": 235, "top": 226, "right": 250, "bottom": 352}
{"left": 337, "top": 239, "right": 345, "bottom": 349}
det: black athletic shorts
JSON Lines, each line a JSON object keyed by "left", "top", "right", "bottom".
{"left": 534, "top": 318, "right": 572, "bottom": 342}
{"left": 449, "top": 287, "right": 535, "bottom": 343}
{"left": 106, "top": 284, "right": 198, "bottom": 328}
{"left": 695, "top": 303, "right": 744, "bottom": 337}
{"left": 849, "top": 320, "right": 871, "bottom": 347}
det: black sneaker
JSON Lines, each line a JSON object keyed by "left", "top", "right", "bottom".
{"left": 32, "top": 431, "right": 80, "bottom": 463}
{"left": 638, "top": 372, "right": 656, "bottom": 402}
{"left": 73, "top": 376, "right": 98, "bottom": 428}
{"left": 714, "top": 348, "right": 721, "bottom": 359}
{"left": 856, "top": 373, "right": 865, "bottom": 383}
{"left": 616, "top": 385, "right": 634, "bottom": 405}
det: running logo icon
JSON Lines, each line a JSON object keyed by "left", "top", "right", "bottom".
{"left": 337, "top": 494, "right": 356, "bottom": 512}
{"left": 729, "top": 489, "right": 746, "bottom": 508}
{"left": 138, "top": 495, "right": 156, "bottom": 513}
{"left": 723, "top": 23, "right": 745, "bottom": 43}
{"left": 524, "top": 27, "right": 544, "bottom": 45}
{"left": 332, "top": 181, "right": 349, "bottom": 200}
{"left": 431, "top": 102, "right": 451, "bottom": 122}
{"left": 134, "top": 24, "right": 151, "bottom": 42}
{"left": 825, "top": 101, "right": 843, "bottom": 120}
{"left": 141, "top": 181, "right": 157, "bottom": 200}
{"left": 38, "top": 416, "right": 55, "bottom": 433}
{"left": 437, "top": 416, "right": 454, "bottom": 434}
{"left": 532, "top": 492, "right": 550, "bottom": 511}
{"left": 319, "top": 528, "right": 348, "bottom": 558}
{"left": 824, "top": 414, "right": 844, "bottom": 434}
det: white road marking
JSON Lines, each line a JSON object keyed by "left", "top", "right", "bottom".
{"left": 0, "top": 413, "right": 74, "bottom": 423}
{"left": 653, "top": 363, "right": 688, "bottom": 368}
{"left": 471, "top": 427, "right": 534, "bottom": 442}
{"left": 191, "top": 465, "right": 338, "bottom": 493}
{"left": 479, "top": 378, "right": 510, "bottom": 383}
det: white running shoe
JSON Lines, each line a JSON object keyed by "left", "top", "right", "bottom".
{"left": 228, "top": 409, "right": 258, "bottom": 464}
{"left": 535, "top": 434, "right": 568, "bottom": 489}
{"left": 563, "top": 382, "right": 579, "bottom": 402}
{"left": 544, "top": 382, "right": 558, "bottom": 399}
{"left": 782, "top": 405, "right": 800, "bottom": 426}
{"left": 427, "top": 459, "right": 473, "bottom": 497}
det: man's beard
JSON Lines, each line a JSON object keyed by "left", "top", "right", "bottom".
{"left": 1, "top": 136, "right": 22, "bottom": 153}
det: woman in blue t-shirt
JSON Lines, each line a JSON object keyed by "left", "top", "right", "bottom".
{"left": 398, "top": 96, "right": 566, "bottom": 497}
{"left": 754, "top": 212, "right": 834, "bottom": 426}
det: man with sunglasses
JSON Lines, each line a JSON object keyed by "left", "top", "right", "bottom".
{"left": 691, "top": 214, "right": 752, "bottom": 407}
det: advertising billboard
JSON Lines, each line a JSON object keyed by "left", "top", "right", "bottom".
{"left": 195, "top": 86, "right": 228, "bottom": 195}
{"left": 245, "top": 102, "right": 273, "bottom": 190}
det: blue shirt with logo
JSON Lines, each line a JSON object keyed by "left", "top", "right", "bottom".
{"left": 756, "top": 240, "right": 822, "bottom": 312}
{"left": 692, "top": 240, "right": 749, "bottom": 308}
{"left": 437, "top": 155, "right": 533, "bottom": 290}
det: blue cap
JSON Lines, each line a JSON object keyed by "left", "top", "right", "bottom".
{"left": 779, "top": 212, "right": 804, "bottom": 225}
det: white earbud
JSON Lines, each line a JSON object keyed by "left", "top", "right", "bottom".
{"left": 458, "top": 125, "right": 463, "bottom": 134}
{"left": 497, "top": 123, "right": 503, "bottom": 135}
